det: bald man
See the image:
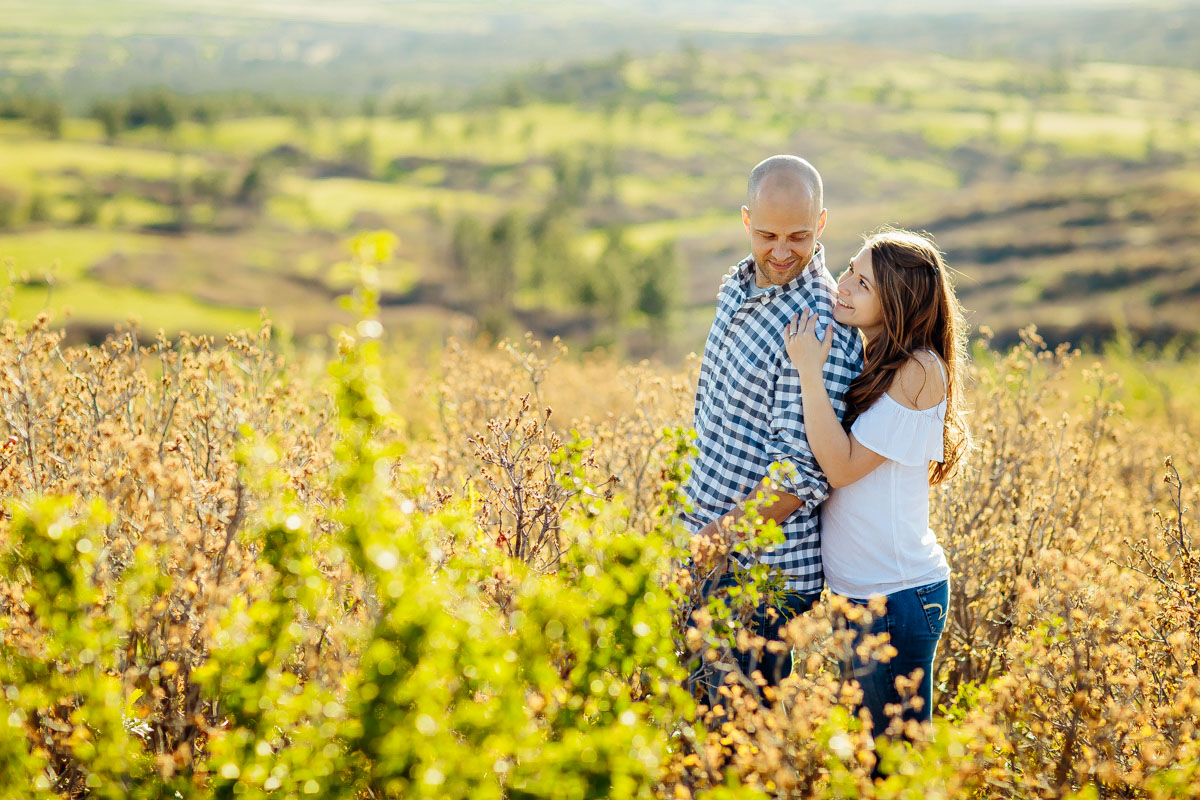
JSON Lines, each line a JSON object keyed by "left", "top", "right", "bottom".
{"left": 682, "top": 155, "right": 864, "bottom": 705}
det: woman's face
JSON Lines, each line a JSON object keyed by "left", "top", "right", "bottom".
{"left": 834, "top": 247, "right": 884, "bottom": 340}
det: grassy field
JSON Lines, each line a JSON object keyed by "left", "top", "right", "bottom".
{"left": 2, "top": 288, "right": 1199, "bottom": 798}
{"left": 1, "top": 33, "right": 1198, "bottom": 355}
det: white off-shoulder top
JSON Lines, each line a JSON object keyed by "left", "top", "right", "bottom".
{"left": 820, "top": 355, "right": 950, "bottom": 599}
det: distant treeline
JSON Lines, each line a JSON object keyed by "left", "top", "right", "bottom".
{"left": 0, "top": 89, "right": 372, "bottom": 140}
{"left": 0, "top": 34, "right": 1161, "bottom": 143}
{"left": 2, "top": 3, "right": 1197, "bottom": 109}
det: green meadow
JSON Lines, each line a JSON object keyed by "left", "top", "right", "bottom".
{"left": 1, "top": 16, "right": 1199, "bottom": 355}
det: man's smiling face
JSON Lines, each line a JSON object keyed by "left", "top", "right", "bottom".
{"left": 742, "top": 177, "right": 827, "bottom": 288}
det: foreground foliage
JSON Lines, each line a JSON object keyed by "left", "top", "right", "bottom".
{"left": 0, "top": 241, "right": 1198, "bottom": 798}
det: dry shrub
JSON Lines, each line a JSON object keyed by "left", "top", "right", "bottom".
{"left": 0, "top": 312, "right": 341, "bottom": 794}
{"left": 1, "top": 299, "right": 1198, "bottom": 799}
{"left": 423, "top": 326, "right": 1200, "bottom": 799}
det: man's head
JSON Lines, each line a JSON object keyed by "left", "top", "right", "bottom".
{"left": 742, "top": 155, "right": 826, "bottom": 288}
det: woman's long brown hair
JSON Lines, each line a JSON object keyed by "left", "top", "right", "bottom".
{"left": 843, "top": 228, "right": 969, "bottom": 485}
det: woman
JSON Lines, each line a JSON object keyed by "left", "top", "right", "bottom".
{"left": 783, "top": 228, "right": 968, "bottom": 742}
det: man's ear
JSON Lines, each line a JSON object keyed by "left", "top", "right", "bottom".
{"left": 816, "top": 208, "right": 828, "bottom": 239}
{"left": 742, "top": 205, "right": 752, "bottom": 234}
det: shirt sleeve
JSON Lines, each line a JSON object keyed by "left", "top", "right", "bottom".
{"left": 851, "top": 395, "right": 945, "bottom": 466}
{"left": 765, "top": 328, "right": 858, "bottom": 512}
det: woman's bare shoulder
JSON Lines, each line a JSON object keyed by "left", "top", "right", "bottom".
{"left": 888, "top": 350, "right": 946, "bottom": 410}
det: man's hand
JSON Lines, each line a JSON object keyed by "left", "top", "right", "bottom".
{"left": 692, "top": 480, "right": 803, "bottom": 574}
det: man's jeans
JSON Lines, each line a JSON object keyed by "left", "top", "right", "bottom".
{"left": 840, "top": 579, "right": 949, "bottom": 740}
{"left": 688, "top": 569, "right": 821, "bottom": 710}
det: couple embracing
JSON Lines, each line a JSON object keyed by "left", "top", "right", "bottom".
{"left": 682, "top": 155, "right": 969, "bottom": 742}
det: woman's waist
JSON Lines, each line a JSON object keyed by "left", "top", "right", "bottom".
{"left": 824, "top": 559, "right": 950, "bottom": 600}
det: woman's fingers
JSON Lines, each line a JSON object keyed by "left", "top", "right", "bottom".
{"left": 785, "top": 309, "right": 831, "bottom": 344}
{"left": 801, "top": 308, "right": 816, "bottom": 336}
{"left": 786, "top": 313, "right": 802, "bottom": 340}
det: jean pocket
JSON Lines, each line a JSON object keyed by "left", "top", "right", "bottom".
{"left": 915, "top": 580, "right": 949, "bottom": 637}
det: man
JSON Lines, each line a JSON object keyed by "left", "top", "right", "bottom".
{"left": 681, "top": 155, "right": 864, "bottom": 704}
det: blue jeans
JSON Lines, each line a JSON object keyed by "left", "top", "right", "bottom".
{"left": 688, "top": 569, "right": 821, "bottom": 709}
{"left": 840, "top": 579, "right": 949, "bottom": 740}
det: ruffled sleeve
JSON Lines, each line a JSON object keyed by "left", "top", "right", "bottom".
{"left": 850, "top": 394, "right": 945, "bottom": 466}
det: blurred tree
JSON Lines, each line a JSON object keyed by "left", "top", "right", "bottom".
{"left": 235, "top": 155, "right": 279, "bottom": 213}
{"left": 0, "top": 184, "right": 19, "bottom": 229}
{"left": 170, "top": 152, "right": 190, "bottom": 232}
{"left": 190, "top": 99, "right": 221, "bottom": 140}
{"left": 192, "top": 168, "right": 232, "bottom": 205}
{"left": 551, "top": 151, "right": 595, "bottom": 207}
{"left": 90, "top": 99, "right": 123, "bottom": 141}
{"left": 27, "top": 190, "right": 48, "bottom": 224}
{"left": 451, "top": 215, "right": 489, "bottom": 303}
{"left": 633, "top": 242, "right": 679, "bottom": 334}
{"left": 598, "top": 144, "right": 619, "bottom": 204}
{"left": 29, "top": 98, "right": 63, "bottom": 139}
{"left": 986, "top": 108, "right": 1002, "bottom": 143}
{"left": 1023, "top": 102, "right": 1039, "bottom": 145}
{"left": 1144, "top": 122, "right": 1160, "bottom": 161}
{"left": 291, "top": 101, "right": 317, "bottom": 149}
{"left": 361, "top": 96, "right": 380, "bottom": 146}
{"left": 74, "top": 183, "right": 103, "bottom": 226}
{"left": 340, "top": 134, "right": 375, "bottom": 178}
{"left": 419, "top": 109, "right": 437, "bottom": 140}
{"left": 501, "top": 80, "right": 529, "bottom": 108}
{"left": 390, "top": 95, "right": 433, "bottom": 118}
{"left": 590, "top": 228, "right": 633, "bottom": 329}
{"left": 1176, "top": 115, "right": 1193, "bottom": 149}
{"left": 527, "top": 208, "right": 578, "bottom": 304}
{"left": 124, "top": 88, "right": 180, "bottom": 135}
{"left": 489, "top": 210, "right": 528, "bottom": 313}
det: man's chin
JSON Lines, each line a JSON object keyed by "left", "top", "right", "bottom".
{"left": 762, "top": 269, "right": 799, "bottom": 286}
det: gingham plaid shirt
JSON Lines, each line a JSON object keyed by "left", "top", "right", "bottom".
{"left": 681, "top": 247, "right": 864, "bottom": 593}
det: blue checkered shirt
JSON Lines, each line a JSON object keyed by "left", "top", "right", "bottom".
{"left": 681, "top": 247, "right": 864, "bottom": 593}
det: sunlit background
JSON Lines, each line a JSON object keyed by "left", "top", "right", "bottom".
{"left": 1, "top": 0, "right": 1197, "bottom": 358}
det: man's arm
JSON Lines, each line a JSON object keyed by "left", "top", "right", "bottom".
{"left": 760, "top": 306, "right": 861, "bottom": 516}
{"left": 787, "top": 309, "right": 885, "bottom": 486}
{"left": 695, "top": 479, "right": 801, "bottom": 541}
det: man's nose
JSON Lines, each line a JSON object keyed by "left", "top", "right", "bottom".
{"left": 773, "top": 240, "right": 790, "bottom": 258}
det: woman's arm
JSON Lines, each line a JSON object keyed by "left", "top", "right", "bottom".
{"left": 784, "top": 310, "right": 885, "bottom": 488}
